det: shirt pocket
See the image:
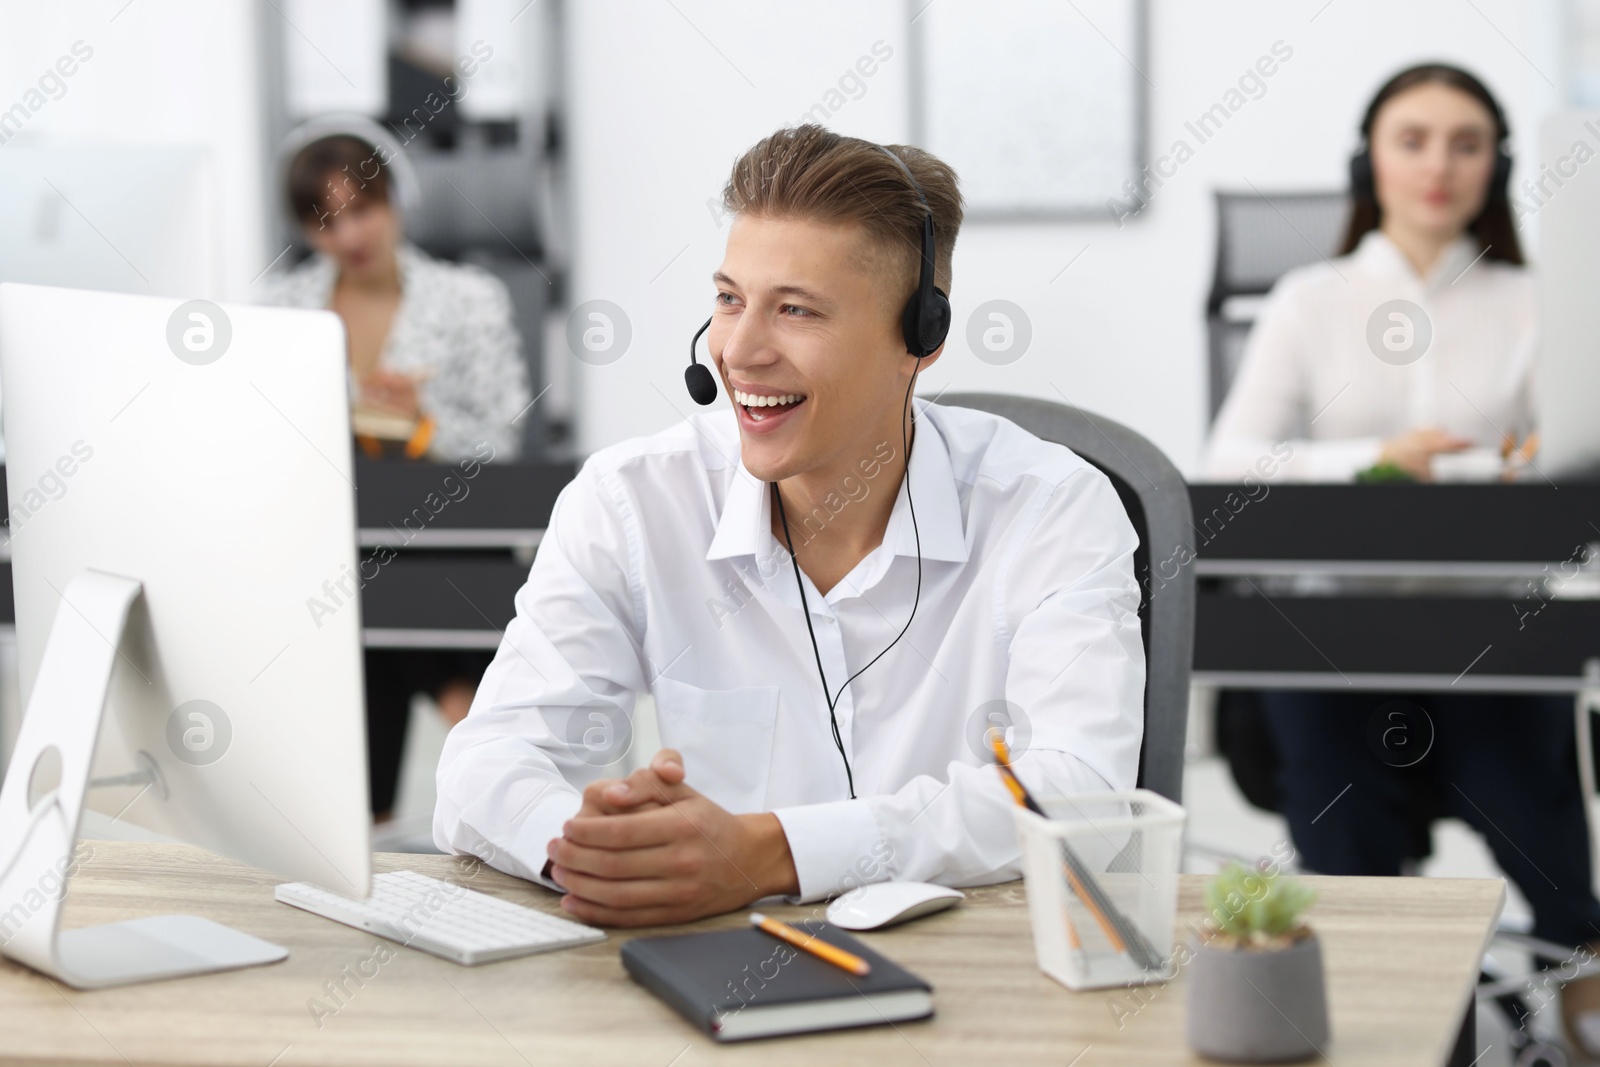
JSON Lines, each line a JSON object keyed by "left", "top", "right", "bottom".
{"left": 650, "top": 678, "right": 780, "bottom": 814}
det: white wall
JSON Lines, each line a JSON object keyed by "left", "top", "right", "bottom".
{"left": 564, "top": 0, "right": 1561, "bottom": 474}
{"left": 0, "top": 0, "right": 1564, "bottom": 470}
{"left": 0, "top": 0, "right": 269, "bottom": 300}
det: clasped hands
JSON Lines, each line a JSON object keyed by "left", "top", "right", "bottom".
{"left": 546, "top": 748, "right": 800, "bottom": 927}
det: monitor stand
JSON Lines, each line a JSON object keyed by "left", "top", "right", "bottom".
{"left": 0, "top": 570, "right": 287, "bottom": 989}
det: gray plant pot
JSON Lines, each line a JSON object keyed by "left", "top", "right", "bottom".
{"left": 1185, "top": 932, "right": 1330, "bottom": 1063}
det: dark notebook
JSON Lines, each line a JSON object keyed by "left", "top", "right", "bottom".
{"left": 620, "top": 920, "right": 934, "bottom": 1042}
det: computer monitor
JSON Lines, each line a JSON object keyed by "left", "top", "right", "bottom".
{"left": 0, "top": 282, "right": 370, "bottom": 988}
{"left": 1536, "top": 111, "right": 1600, "bottom": 479}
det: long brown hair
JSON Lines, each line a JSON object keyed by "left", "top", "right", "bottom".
{"left": 1338, "top": 63, "right": 1523, "bottom": 265}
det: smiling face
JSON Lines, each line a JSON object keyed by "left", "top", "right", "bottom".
{"left": 1369, "top": 81, "right": 1500, "bottom": 243}
{"left": 710, "top": 214, "right": 937, "bottom": 484}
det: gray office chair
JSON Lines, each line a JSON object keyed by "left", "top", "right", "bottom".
{"left": 407, "top": 145, "right": 553, "bottom": 459}
{"left": 1206, "top": 191, "right": 1349, "bottom": 420}
{"left": 941, "top": 393, "right": 1195, "bottom": 804}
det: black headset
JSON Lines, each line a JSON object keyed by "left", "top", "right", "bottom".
{"left": 887, "top": 150, "right": 954, "bottom": 359}
{"left": 685, "top": 143, "right": 949, "bottom": 799}
{"left": 1348, "top": 69, "right": 1513, "bottom": 209}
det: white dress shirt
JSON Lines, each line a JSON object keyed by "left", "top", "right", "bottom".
{"left": 433, "top": 399, "right": 1146, "bottom": 902}
{"left": 1204, "top": 230, "right": 1536, "bottom": 481}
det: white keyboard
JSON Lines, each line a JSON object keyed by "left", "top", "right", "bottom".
{"left": 275, "top": 870, "right": 605, "bottom": 965}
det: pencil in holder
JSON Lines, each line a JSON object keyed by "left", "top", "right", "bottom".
{"left": 1011, "top": 788, "right": 1186, "bottom": 990}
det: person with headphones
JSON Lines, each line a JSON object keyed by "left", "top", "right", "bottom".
{"left": 262, "top": 116, "right": 531, "bottom": 823}
{"left": 1205, "top": 64, "right": 1600, "bottom": 1053}
{"left": 1205, "top": 63, "right": 1531, "bottom": 482}
{"left": 263, "top": 115, "right": 530, "bottom": 465}
{"left": 433, "top": 124, "right": 1147, "bottom": 927}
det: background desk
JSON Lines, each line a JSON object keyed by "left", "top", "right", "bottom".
{"left": 0, "top": 842, "right": 1502, "bottom": 1066}
{"left": 0, "top": 460, "right": 576, "bottom": 758}
{"left": 0, "top": 458, "right": 576, "bottom": 650}
{"left": 1190, "top": 483, "right": 1600, "bottom": 691}
{"left": 341, "top": 458, "right": 574, "bottom": 650}
{"left": 6, "top": 471, "right": 1597, "bottom": 678}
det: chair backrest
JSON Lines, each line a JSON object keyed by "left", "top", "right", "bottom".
{"left": 405, "top": 145, "right": 550, "bottom": 458}
{"left": 940, "top": 394, "right": 1195, "bottom": 803}
{"left": 1206, "top": 190, "right": 1349, "bottom": 420}
{"left": 406, "top": 147, "right": 543, "bottom": 259}
{"left": 457, "top": 250, "right": 549, "bottom": 459}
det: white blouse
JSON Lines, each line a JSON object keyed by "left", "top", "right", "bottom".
{"left": 259, "top": 242, "right": 531, "bottom": 462}
{"left": 1203, "top": 230, "right": 1536, "bottom": 482}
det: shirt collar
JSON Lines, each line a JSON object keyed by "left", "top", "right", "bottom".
{"left": 705, "top": 400, "right": 968, "bottom": 565}
{"left": 1352, "top": 229, "right": 1482, "bottom": 292}
{"left": 704, "top": 462, "right": 771, "bottom": 563}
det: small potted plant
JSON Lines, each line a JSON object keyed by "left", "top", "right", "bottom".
{"left": 1186, "top": 862, "right": 1329, "bottom": 1063}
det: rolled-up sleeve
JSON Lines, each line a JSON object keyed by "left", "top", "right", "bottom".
{"left": 772, "top": 466, "right": 1146, "bottom": 902}
{"left": 433, "top": 460, "right": 648, "bottom": 886}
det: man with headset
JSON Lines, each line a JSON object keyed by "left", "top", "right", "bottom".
{"left": 434, "top": 124, "right": 1146, "bottom": 927}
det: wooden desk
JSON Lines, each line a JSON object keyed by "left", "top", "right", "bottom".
{"left": 0, "top": 842, "right": 1502, "bottom": 1066}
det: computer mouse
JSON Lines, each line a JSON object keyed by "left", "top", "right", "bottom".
{"left": 825, "top": 882, "right": 965, "bottom": 930}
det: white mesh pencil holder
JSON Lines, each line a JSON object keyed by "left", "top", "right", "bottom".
{"left": 1012, "top": 789, "right": 1187, "bottom": 991}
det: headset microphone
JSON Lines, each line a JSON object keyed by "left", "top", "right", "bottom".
{"left": 685, "top": 316, "right": 718, "bottom": 405}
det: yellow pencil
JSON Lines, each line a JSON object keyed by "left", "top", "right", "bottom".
{"left": 990, "top": 733, "right": 1129, "bottom": 954}
{"left": 749, "top": 912, "right": 872, "bottom": 977}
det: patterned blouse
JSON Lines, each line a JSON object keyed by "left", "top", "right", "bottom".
{"left": 258, "top": 242, "right": 530, "bottom": 462}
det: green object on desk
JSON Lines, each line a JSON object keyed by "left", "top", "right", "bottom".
{"left": 1204, "top": 861, "right": 1318, "bottom": 945}
{"left": 1354, "top": 461, "right": 1416, "bottom": 483}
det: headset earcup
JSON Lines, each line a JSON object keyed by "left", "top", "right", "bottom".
{"left": 901, "top": 297, "right": 926, "bottom": 357}
{"left": 1349, "top": 149, "right": 1374, "bottom": 202}
{"left": 1491, "top": 149, "right": 1513, "bottom": 203}
{"left": 901, "top": 288, "right": 952, "bottom": 359}
{"left": 923, "top": 288, "right": 952, "bottom": 357}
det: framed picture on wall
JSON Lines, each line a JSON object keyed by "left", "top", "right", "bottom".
{"left": 911, "top": 0, "right": 1148, "bottom": 220}
{"left": 1568, "top": 0, "right": 1600, "bottom": 105}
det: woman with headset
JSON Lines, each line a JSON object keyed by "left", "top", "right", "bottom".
{"left": 1206, "top": 64, "right": 1600, "bottom": 1051}
{"left": 1206, "top": 63, "right": 1532, "bottom": 480}
{"left": 264, "top": 116, "right": 530, "bottom": 464}
{"left": 262, "top": 117, "right": 531, "bottom": 823}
